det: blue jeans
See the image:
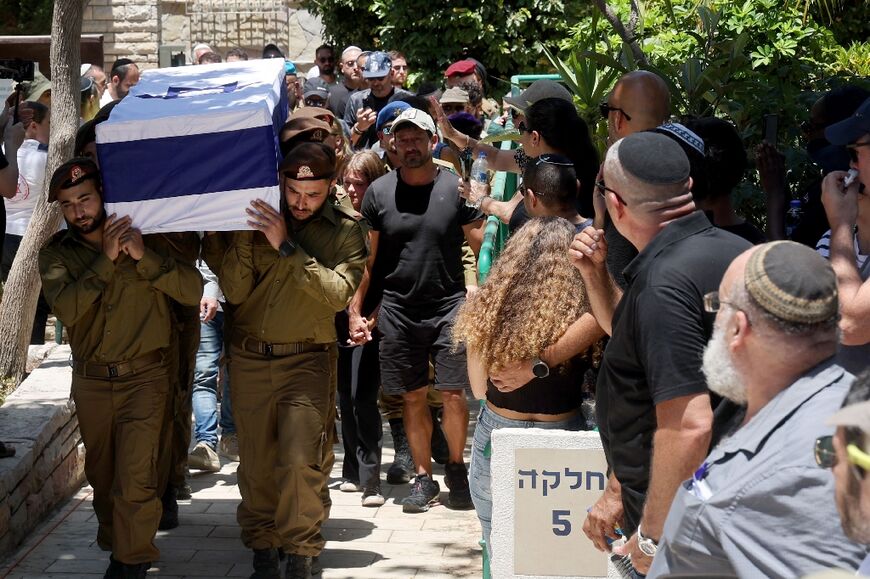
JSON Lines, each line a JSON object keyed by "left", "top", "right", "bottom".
{"left": 191, "top": 311, "right": 235, "bottom": 448}
{"left": 469, "top": 403, "right": 586, "bottom": 562}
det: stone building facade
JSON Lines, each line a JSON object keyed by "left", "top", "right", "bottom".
{"left": 81, "top": 0, "right": 323, "bottom": 71}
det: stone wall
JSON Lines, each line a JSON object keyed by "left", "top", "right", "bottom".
{"left": 0, "top": 346, "right": 85, "bottom": 558}
{"left": 82, "top": 0, "right": 322, "bottom": 71}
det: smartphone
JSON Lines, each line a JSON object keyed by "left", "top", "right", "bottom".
{"left": 762, "top": 114, "right": 778, "bottom": 144}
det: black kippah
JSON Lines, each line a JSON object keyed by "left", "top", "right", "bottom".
{"left": 618, "top": 132, "right": 690, "bottom": 185}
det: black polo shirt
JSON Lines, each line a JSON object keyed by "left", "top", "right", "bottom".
{"left": 595, "top": 211, "right": 751, "bottom": 534}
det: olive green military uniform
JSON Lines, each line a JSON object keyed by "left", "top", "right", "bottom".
{"left": 38, "top": 230, "right": 202, "bottom": 565}
{"left": 204, "top": 202, "right": 366, "bottom": 557}
{"left": 148, "top": 233, "right": 202, "bottom": 498}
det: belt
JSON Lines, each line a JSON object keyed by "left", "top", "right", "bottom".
{"left": 73, "top": 350, "right": 164, "bottom": 379}
{"left": 231, "top": 334, "right": 328, "bottom": 357}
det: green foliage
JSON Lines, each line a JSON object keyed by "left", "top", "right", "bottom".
{"left": 0, "top": 0, "right": 53, "bottom": 35}
{"left": 302, "top": 0, "right": 591, "bottom": 90}
{"left": 548, "top": 0, "right": 869, "bottom": 230}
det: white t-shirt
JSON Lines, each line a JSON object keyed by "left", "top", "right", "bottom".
{"left": 5, "top": 139, "right": 47, "bottom": 236}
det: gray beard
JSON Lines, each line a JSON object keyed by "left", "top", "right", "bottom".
{"left": 702, "top": 324, "right": 748, "bottom": 405}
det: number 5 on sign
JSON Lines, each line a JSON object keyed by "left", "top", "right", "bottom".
{"left": 552, "top": 509, "right": 572, "bottom": 536}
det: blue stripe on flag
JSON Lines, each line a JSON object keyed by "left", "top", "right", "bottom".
{"left": 98, "top": 124, "right": 280, "bottom": 203}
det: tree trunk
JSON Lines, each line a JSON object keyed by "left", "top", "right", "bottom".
{"left": 0, "top": 0, "right": 85, "bottom": 380}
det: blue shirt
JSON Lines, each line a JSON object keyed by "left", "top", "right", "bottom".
{"left": 649, "top": 359, "right": 867, "bottom": 578}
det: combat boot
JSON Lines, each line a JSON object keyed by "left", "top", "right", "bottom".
{"left": 386, "top": 419, "right": 414, "bottom": 484}
{"left": 250, "top": 548, "right": 281, "bottom": 579}
{"left": 284, "top": 553, "right": 312, "bottom": 579}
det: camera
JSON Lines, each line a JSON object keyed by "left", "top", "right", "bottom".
{"left": 0, "top": 59, "right": 36, "bottom": 82}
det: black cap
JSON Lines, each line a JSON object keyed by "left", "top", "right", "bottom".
{"left": 303, "top": 78, "right": 330, "bottom": 100}
{"left": 49, "top": 158, "right": 101, "bottom": 202}
{"left": 825, "top": 97, "right": 870, "bottom": 146}
{"left": 745, "top": 241, "right": 838, "bottom": 325}
{"left": 279, "top": 142, "right": 336, "bottom": 181}
{"left": 503, "top": 80, "right": 573, "bottom": 113}
{"left": 618, "top": 132, "right": 690, "bottom": 185}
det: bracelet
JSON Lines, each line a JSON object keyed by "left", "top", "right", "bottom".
{"left": 352, "top": 124, "right": 365, "bottom": 136}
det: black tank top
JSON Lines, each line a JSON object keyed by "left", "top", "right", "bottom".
{"left": 486, "top": 354, "right": 590, "bottom": 415}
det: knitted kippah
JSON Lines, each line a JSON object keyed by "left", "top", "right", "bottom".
{"left": 744, "top": 241, "right": 838, "bottom": 325}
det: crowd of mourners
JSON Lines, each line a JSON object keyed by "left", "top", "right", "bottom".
{"left": 0, "top": 38, "right": 869, "bottom": 579}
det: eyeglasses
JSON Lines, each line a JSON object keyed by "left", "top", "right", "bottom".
{"left": 703, "top": 290, "right": 748, "bottom": 314}
{"left": 536, "top": 154, "right": 573, "bottom": 167}
{"left": 846, "top": 141, "right": 870, "bottom": 163}
{"left": 599, "top": 101, "right": 632, "bottom": 121}
{"left": 595, "top": 180, "right": 628, "bottom": 205}
{"left": 343, "top": 60, "right": 359, "bottom": 68}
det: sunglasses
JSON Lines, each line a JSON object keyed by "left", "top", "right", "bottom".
{"left": 304, "top": 98, "right": 326, "bottom": 108}
{"left": 599, "top": 101, "right": 632, "bottom": 121}
{"left": 815, "top": 435, "right": 869, "bottom": 479}
{"left": 536, "top": 154, "right": 573, "bottom": 167}
{"left": 846, "top": 141, "right": 870, "bottom": 163}
{"left": 392, "top": 65, "right": 408, "bottom": 71}
{"left": 441, "top": 104, "right": 465, "bottom": 114}
{"left": 595, "top": 180, "right": 628, "bottom": 205}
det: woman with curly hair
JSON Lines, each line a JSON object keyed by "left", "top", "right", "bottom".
{"left": 452, "top": 216, "right": 601, "bottom": 559}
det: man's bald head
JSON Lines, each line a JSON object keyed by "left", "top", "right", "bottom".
{"left": 607, "top": 71, "right": 671, "bottom": 142}
{"left": 603, "top": 133, "right": 690, "bottom": 205}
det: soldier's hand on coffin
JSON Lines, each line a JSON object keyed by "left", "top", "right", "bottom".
{"left": 247, "top": 199, "right": 288, "bottom": 251}
{"left": 356, "top": 107, "right": 377, "bottom": 131}
{"left": 102, "top": 214, "right": 131, "bottom": 261}
{"left": 120, "top": 227, "right": 145, "bottom": 261}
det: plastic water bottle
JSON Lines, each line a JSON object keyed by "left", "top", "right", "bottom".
{"left": 468, "top": 152, "right": 489, "bottom": 208}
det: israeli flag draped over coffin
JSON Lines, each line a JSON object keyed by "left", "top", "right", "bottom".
{"left": 96, "top": 58, "right": 288, "bottom": 233}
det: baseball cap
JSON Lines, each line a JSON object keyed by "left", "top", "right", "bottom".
{"left": 825, "top": 96, "right": 870, "bottom": 146}
{"left": 363, "top": 51, "right": 391, "bottom": 79}
{"left": 284, "top": 60, "right": 297, "bottom": 75}
{"left": 303, "top": 78, "right": 329, "bottom": 101}
{"left": 48, "top": 158, "right": 101, "bottom": 202}
{"left": 279, "top": 142, "right": 336, "bottom": 181}
{"left": 440, "top": 87, "right": 469, "bottom": 105}
{"left": 24, "top": 71, "right": 51, "bottom": 102}
{"left": 390, "top": 108, "right": 436, "bottom": 135}
{"left": 376, "top": 101, "right": 411, "bottom": 133}
{"left": 744, "top": 240, "right": 839, "bottom": 326}
{"left": 503, "top": 79, "right": 572, "bottom": 113}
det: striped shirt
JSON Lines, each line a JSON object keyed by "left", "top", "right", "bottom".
{"left": 815, "top": 229, "right": 869, "bottom": 269}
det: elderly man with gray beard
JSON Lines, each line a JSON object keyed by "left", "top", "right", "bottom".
{"left": 649, "top": 240, "right": 867, "bottom": 578}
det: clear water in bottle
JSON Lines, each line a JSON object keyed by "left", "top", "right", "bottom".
{"left": 468, "top": 152, "right": 489, "bottom": 208}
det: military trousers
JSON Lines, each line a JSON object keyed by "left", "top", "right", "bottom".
{"left": 157, "top": 309, "right": 200, "bottom": 495}
{"left": 72, "top": 360, "right": 168, "bottom": 564}
{"left": 230, "top": 342, "right": 337, "bottom": 556}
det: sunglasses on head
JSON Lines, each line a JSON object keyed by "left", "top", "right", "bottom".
{"left": 536, "top": 154, "right": 573, "bottom": 167}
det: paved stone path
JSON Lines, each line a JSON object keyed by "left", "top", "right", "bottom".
{"left": 0, "top": 424, "right": 483, "bottom": 578}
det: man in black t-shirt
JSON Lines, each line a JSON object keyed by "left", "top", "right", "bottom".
{"left": 570, "top": 132, "right": 750, "bottom": 576}
{"left": 353, "top": 109, "right": 484, "bottom": 513}
{"left": 344, "top": 51, "right": 411, "bottom": 151}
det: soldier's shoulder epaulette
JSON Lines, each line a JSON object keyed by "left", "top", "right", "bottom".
{"left": 331, "top": 202, "right": 361, "bottom": 222}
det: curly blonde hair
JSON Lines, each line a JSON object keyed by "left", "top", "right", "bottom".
{"left": 452, "top": 217, "right": 592, "bottom": 374}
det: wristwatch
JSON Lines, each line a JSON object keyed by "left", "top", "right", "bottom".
{"left": 636, "top": 524, "right": 658, "bottom": 557}
{"left": 278, "top": 239, "right": 296, "bottom": 257}
{"left": 531, "top": 357, "right": 549, "bottom": 379}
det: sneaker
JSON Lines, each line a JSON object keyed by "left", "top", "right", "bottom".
{"left": 386, "top": 420, "right": 414, "bottom": 485}
{"left": 284, "top": 553, "right": 312, "bottom": 579}
{"left": 250, "top": 547, "right": 281, "bottom": 579}
{"left": 361, "top": 487, "right": 385, "bottom": 507}
{"left": 444, "top": 462, "right": 473, "bottom": 510}
{"left": 401, "top": 474, "right": 440, "bottom": 513}
{"left": 188, "top": 441, "right": 221, "bottom": 472}
{"left": 219, "top": 432, "right": 240, "bottom": 462}
{"left": 339, "top": 480, "right": 361, "bottom": 492}
{"left": 158, "top": 486, "right": 178, "bottom": 530}
{"left": 430, "top": 408, "right": 449, "bottom": 465}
